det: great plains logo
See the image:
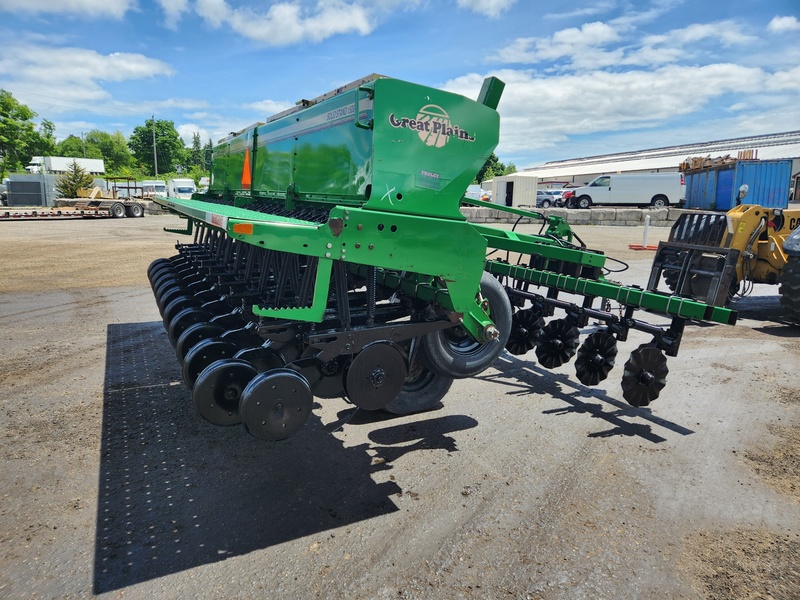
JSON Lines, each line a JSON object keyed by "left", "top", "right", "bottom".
{"left": 389, "top": 104, "right": 475, "bottom": 148}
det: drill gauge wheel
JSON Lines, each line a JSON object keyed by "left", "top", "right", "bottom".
{"left": 383, "top": 360, "right": 453, "bottom": 415}
{"left": 240, "top": 368, "right": 313, "bottom": 441}
{"left": 192, "top": 359, "right": 259, "bottom": 426}
{"left": 419, "top": 273, "right": 512, "bottom": 379}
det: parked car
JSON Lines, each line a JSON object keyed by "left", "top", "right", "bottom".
{"left": 536, "top": 190, "right": 564, "bottom": 208}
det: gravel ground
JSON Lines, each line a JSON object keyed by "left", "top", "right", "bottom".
{"left": 0, "top": 215, "right": 798, "bottom": 599}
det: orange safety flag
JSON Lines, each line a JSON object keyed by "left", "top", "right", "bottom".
{"left": 241, "top": 147, "right": 252, "bottom": 189}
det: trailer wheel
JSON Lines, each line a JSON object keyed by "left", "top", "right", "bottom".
{"left": 110, "top": 202, "right": 125, "bottom": 218}
{"left": 125, "top": 203, "right": 144, "bottom": 218}
{"left": 779, "top": 255, "right": 800, "bottom": 325}
{"left": 419, "top": 272, "right": 512, "bottom": 379}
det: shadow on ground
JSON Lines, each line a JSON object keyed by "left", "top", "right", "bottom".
{"left": 94, "top": 322, "right": 407, "bottom": 593}
{"left": 482, "top": 352, "right": 695, "bottom": 443}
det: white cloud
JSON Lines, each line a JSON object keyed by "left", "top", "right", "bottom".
{"left": 768, "top": 15, "right": 800, "bottom": 32}
{"left": 157, "top": 0, "right": 191, "bottom": 27}
{"left": 242, "top": 99, "right": 295, "bottom": 116}
{"left": 544, "top": 1, "right": 616, "bottom": 21}
{"left": 177, "top": 123, "right": 212, "bottom": 147}
{"left": 195, "top": 0, "right": 373, "bottom": 45}
{"left": 443, "top": 62, "right": 788, "bottom": 160}
{"left": 456, "top": 0, "right": 517, "bottom": 19}
{"left": 491, "top": 18, "right": 760, "bottom": 71}
{"left": 0, "top": 0, "right": 135, "bottom": 18}
{"left": 643, "top": 20, "right": 756, "bottom": 47}
{"left": 490, "top": 21, "right": 620, "bottom": 65}
{"left": 0, "top": 42, "right": 177, "bottom": 116}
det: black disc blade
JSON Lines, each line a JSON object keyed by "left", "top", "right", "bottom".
{"left": 575, "top": 331, "right": 618, "bottom": 386}
{"left": 506, "top": 308, "right": 544, "bottom": 356}
{"left": 621, "top": 346, "right": 669, "bottom": 407}
{"left": 192, "top": 358, "right": 258, "bottom": 426}
{"left": 345, "top": 342, "right": 407, "bottom": 410}
{"left": 240, "top": 368, "right": 313, "bottom": 441}
{"left": 535, "top": 319, "right": 580, "bottom": 369}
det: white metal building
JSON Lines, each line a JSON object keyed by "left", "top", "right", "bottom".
{"left": 488, "top": 130, "right": 800, "bottom": 207}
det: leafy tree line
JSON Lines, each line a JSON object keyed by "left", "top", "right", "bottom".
{"left": 475, "top": 153, "right": 516, "bottom": 184}
{"left": 0, "top": 89, "right": 213, "bottom": 181}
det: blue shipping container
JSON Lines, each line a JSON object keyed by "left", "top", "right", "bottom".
{"left": 684, "top": 159, "right": 791, "bottom": 211}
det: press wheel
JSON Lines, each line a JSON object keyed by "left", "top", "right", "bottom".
{"left": 167, "top": 307, "right": 214, "bottom": 347}
{"left": 182, "top": 338, "right": 240, "bottom": 389}
{"left": 234, "top": 346, "right": 286, "bottom": 373}
{"left": 621, "top": 345, "right": 669, "bottom": 407}
{"left": 240, "top": 368, "right": 313, "bottom": 441}
{"left": 192, "top": 359, "right": 259, "bottom": 426}
{"left": 535, "top": 319, "right": 580, "bottom": 369}
{"left": 575, "top": 331, "right": 618, "bottom": 386}
{"left": 345, "top": 342, "right": 408, "bottom": 411}
{"left": 295, "top": 357, "right": 347, "bottom": 399}
{"left": 176, "top": 322, "right": 226, "bottom": 363}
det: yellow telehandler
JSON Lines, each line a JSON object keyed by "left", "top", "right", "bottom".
{"left": 647, "top": 187, "right": 800, "bottom": 325}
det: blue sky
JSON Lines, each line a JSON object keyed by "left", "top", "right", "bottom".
{"left": 0, "top": 0, "right": 798, "bottom": 168}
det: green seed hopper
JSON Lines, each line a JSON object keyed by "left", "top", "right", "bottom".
{"left": 149, "top": 74, "right": 736, "bottom": 442}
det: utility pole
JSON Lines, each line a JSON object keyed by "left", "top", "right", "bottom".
{"left": 152, "top": 116, "right": 158, "bottom": 176}
{"left": 81, "top": 132, "right": 86, "bottom": 157}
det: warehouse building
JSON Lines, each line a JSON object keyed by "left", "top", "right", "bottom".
{"left": 489, "top": 130, "right": 800, "bottom": 207}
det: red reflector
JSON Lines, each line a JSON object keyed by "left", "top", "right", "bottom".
{"left": 233, "top": 223, "right": 254, "bottom": 235}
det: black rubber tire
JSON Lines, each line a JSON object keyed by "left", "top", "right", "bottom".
{"left": 383, "top": 362, "right": 453, "bottom": 415}
{"left": 110, "top": 202, "right": 125, "bottom": 218}
{"left": 577, "top": 195, "right": 592, "bottom": 209}
{"left": 779, "top": 255, "right": 800, "bottom": 325}
{"left": 650, "top": 195, "right": 669, "bottom": 208}
{"left": 419, "top": 272, "right": 512, "bottom": 379}
{"left": 125, "top": 203, "right": 144, "bottom": 218}
{"left": 541, "top": 199, "right": 551, "bottom": 209}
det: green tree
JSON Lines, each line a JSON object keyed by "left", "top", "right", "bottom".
{"left": 189, "top": 131, "right": 203, "bottom": 169}
{"left": 30, "top": 119, "right": 57, "bottom": 157}
{"left": 474, "top": 153, "right": 516, "bottom": 183}
{"left": 55, "top": 160, "right": 94, "bottom": 198}
{"left": 84, "top": 129, "right": 132, "bottom": 173}
{"left": 203, "top": 138, "right": 213, "bottom": 170}
{"left": 0, "top": 89, "right": 40, "bottom": 177}
{"left": 475, "top": 153, "right": 504, "bottom": 183}
{"left": 56, "top": 134, "right": 104, "bottom": 159}
{"left": 128, "top": 118, "right": 185, "bottom": 175}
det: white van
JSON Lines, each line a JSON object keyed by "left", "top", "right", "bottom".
{"left": 141, "top": 179, "right": 168, "bottom": 198}
{"left": 568, "top": 173, "right": 685, "bottom": 209}
{"left": 168, "top": 178, "right": 197, "bottom": 199}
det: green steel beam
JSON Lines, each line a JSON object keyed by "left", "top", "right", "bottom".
{"left": 486, "top": 259, "right": 737, "bottom": 325}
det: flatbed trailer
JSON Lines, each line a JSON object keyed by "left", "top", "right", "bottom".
{"left": 1, "top": 200, "right": 145, "bottom": 220}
